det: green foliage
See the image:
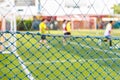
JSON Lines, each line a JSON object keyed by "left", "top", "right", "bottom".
{"left": 17, "top": 19, "right": 32, "bottom": 31}
{"left": 112, "top": 4, "right": 120, "bottom": 14}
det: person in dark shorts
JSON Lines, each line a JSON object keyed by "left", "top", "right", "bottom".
{"left": 39, "top": 19, "right": 50, "bottom": 49}
{"left": 62, "top": 20, "right": 71, "bottom": 45}
{"left": 104, "top": 20, "right": 114, "bottom": 49}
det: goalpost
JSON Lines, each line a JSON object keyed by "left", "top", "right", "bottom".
{"left": 0, "top": 8, "right": 17, "bottom": 54}
{"left": 0, "top": 2, "right": 35, "bottom": 79}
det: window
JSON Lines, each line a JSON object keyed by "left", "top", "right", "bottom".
{"left": 65, "top": 0, "right": 80, "bottom": 8}
{"left": 0, "top": 0, "right": 4, "bottom": 2}
{"left": 15, "top": 0, "right": 35, "bottom": 6}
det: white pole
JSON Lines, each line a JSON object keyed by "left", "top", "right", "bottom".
{"left": 13, "top": 11, "right": 35, "bottom": 80}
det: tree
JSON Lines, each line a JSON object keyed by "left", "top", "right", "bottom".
{"left": 112, "top": 4, "right": 120, "bottom": 14}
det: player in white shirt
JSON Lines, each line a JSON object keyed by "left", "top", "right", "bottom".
{"left": 104, "top": 21, "right": 114, "bottom": 48}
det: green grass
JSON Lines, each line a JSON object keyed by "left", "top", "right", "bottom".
{"left": 0, "top": 29, "right": 120, "bottom": 80}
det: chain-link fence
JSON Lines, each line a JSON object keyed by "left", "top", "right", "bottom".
{"left": 0, "top": 0, "right": 120, "bottom": 80}
{"left": 0, "top": 31, "right": 120, "bottom": 80}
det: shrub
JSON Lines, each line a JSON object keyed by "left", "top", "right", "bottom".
{"left": 17, "top": 19, "right": 32, "bottom": 31}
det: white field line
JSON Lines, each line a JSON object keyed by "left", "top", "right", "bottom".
{"left": 13, "top": 33, "right": 35, "bottom": 80}
{"left": 25, "top": 41, "right": 120, "bottom": 65}
{"left": 1, "top": 37, "right": 35, "bottom": 80}
{"left": 25, "top": 58, "right": 120, "bottom": 65}
{"left": 1, "top": 51, "right": 11, "bottom": 54}
{"left": 70, "top": 42, "right": 120, "bottom": 56}
{"left": 14, "top": 52, "right": 35, "bottom": 80}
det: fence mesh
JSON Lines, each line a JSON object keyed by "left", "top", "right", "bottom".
{"left": 0, "top": 31, "right": 120, "bottom": 80}
{"left": 0, "top": 0, "right": 120, "bottom": 80}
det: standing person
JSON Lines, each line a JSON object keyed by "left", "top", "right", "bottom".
{"left": 66, "top": 20, "right": 71, "bottom": 36}
{"left": 104, "top": 20, "right": 114, "bottom": 48}
{"left": 62, "top": 20, "right": 71, "bottom": 45}
{"left": 39, "top": 19, "right": 50, "bottom": 49}
{"left": 32, "top": 16, "right": 40, "bottom": 30}
{"left": 62, "top": 19, "right": 67, "bottom": 34}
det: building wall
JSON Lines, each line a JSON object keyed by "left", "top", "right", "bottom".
{"left": 1, "top": 0, "right": 119, "bottom": 16}
{"left": 40, "top": 0, "right": 119, "bottom": 16}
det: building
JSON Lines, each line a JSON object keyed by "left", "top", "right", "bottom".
{"left": 0, "top": 0, "right": 120, "bottom": 31}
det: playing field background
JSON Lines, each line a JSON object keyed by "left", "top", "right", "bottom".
{"left": 0, "top": 29, "right": 120, "bottom": 80}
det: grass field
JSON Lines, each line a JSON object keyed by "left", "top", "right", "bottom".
{"left": 0, "top": 29, "right": 120, "bottom": 80}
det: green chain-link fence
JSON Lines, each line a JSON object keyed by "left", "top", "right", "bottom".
{"left": 1, "top": 0, "right": 120, "bottom": 80}
{"left": 0, "top": 31, "right": 120, "bottom": 80}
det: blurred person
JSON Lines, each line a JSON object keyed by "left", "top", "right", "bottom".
{"left": 32, "top": 16, "right": 40, "bottom": 30}
{"left": 104, "top": 20, "right": 114, "bottom": 48}
{"left": 39, "top": 19, "right": 50, "bottom": 49}
{"left": 62, "top": 20, "right": 71, "bottom": 45}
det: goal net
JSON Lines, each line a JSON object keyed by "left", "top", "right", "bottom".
{"left": 0, "top": 0, "right": 16, "bottom": 54}
{"left": 0, "top": 7, "right": 17, "bottom": 54}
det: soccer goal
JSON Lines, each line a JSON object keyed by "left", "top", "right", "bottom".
{"left": 0, "top": 1, "right": 35, "bottom": 79}
{"left": 0, "top": 8, "right": 17, "bottom": 54}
